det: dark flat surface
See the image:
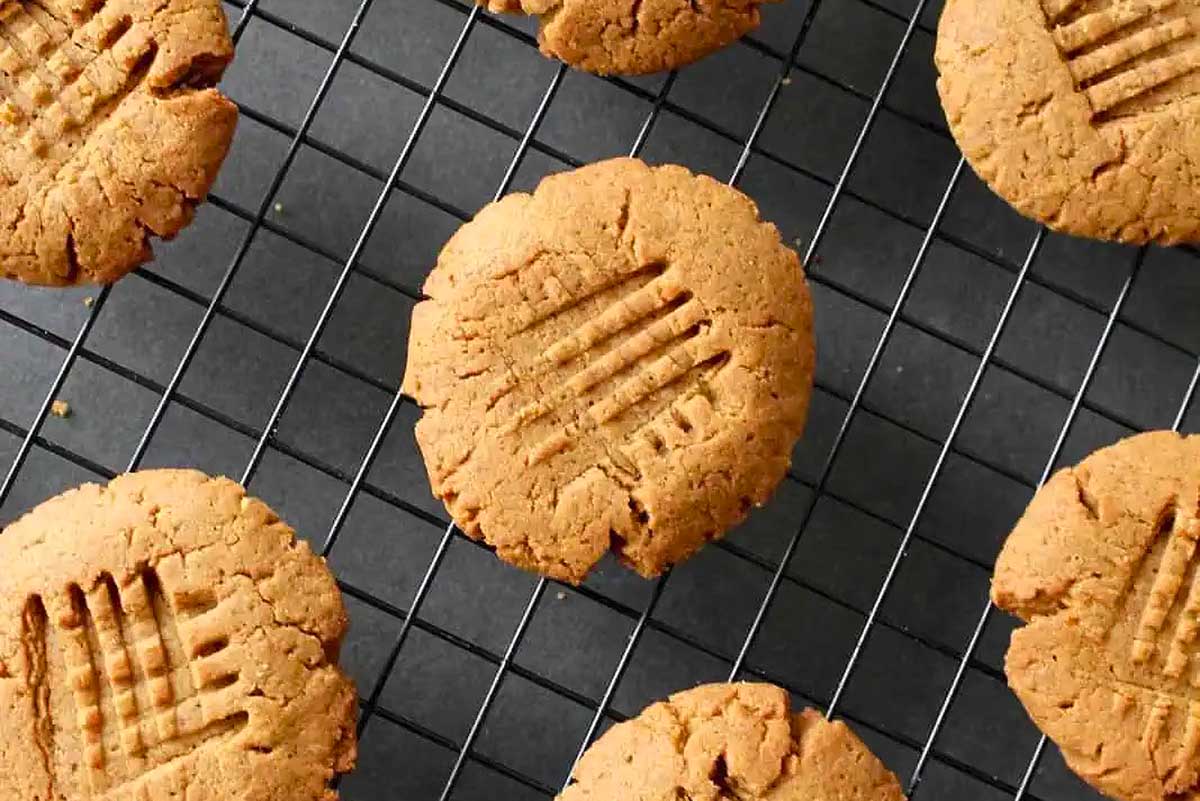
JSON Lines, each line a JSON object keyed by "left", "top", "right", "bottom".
{"left": 1, "top": 2, "right": 1199, "bottom": 800}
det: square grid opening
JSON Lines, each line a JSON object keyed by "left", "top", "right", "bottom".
{"left": 2, "top": 1, "right": 1199, "bottom": 800}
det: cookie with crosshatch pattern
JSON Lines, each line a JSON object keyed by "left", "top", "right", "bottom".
{"left": 403, "top": 158, "right": 814, "bottom": 584}
{"left": 935, "top": 0, "right": 1200, "bottom": 244}
{"left": 0, "top": 0, "right": 238, "bottom": 286}
{"left": 993, "top": 431, "right": 1200, "bottom": 801}
{"left": 559, "top": 683, "right": 906, "bottom": 800}
{"left": 0, "top": 469, "right": 357, "bottom": 801}
{"left": 478, "top": 0, "right": 780, "bottom": 75}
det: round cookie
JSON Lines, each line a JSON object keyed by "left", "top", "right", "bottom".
{"left": 403, "top": 158, "right": 815, "bottom": 584}
{"left": 560, "top": 683, "right": 906, "bottom": 800}
{"left": 0, "top": 0, "right": 238, "bottom": 286}
{"left": 993, "top": 431, "right": 1200, "bottom": 801}
{"left": 935, "top": 0, "right": 1200, "bottom": 244}
{"left": 479, "top": 0, "right": 777, "bottom": 75}
{"left": 0, "top": 470, "right": 357, "bottom": 801}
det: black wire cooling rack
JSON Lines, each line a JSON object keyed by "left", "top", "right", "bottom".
{"left": 3, "top": 1, "right": 1200, "bottom": 799}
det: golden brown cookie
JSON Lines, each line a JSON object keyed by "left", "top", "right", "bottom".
{"left": 935, "top": 0, "right": 1200, "bottom": 244}
{"left": 994, "top": 431, "right": 1200, "bottom": 801}
{"left": 560, "top": 683, "right": 906, "bottom": 801}
{"left": 479, "top": 0, "right": 777, "bottom": 75}
{"left": 0, "top": 0, "right": 238, "bottom": 286}
{"left": 0, "top": 470, "right": 357, "bottom": 801}
{"left": 403, "top": 158, "right": 815, "bottom": 584}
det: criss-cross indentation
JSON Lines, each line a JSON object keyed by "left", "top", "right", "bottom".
{"left": 19, "top": 567, "right": 245, "bottom": 798}
{"left": 1041, "top": 0, "right": 1200, "bottom": 118}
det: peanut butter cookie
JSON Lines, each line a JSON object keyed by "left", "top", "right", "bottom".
{"left": 479, "top": 0, "right": 778, "bottom": 75}
{"left": 0, "top": 470, "right": 357, "bottom": 801}
{"left": 403, "top": 158, "right": 815, "bottom": 584}
{"left": 936, "top": 0, "right": 1200, "bottom": 244}
{"left": 0, "top": 0, "right": 238, "bottom": 285}
{"left": 560, "top": 683, "right": 906, "bottom": 800}
{"left": 994, "top": 431, "right": 1200, "bottom": 801}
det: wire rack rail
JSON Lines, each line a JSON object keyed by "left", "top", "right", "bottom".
{"left": 2, "top": 1, "right": 1200, "bottom": 800}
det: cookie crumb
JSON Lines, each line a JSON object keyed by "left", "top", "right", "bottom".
{"left": 782, "top": 76, "right": 793, "bottom": 86}
{"left": 556, "top": 591, "right": 567, "bottom": 601}
{"left": 273, "top": 202, "right": 285, "bottom": 215}
{"left": 82, "top": 295, "right": 94, "bottom": 308}
{"left": 50, "top": 400, "right": 71, "bottom": 419}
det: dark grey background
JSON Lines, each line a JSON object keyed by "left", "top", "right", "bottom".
{"left": 2, "top": 1, "right": 1199, "bottom": 799}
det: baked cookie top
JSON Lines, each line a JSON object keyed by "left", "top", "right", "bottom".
{"left": 0, "top": 0, "right": 237, "bottom": 286}
{"left": 935, "top": 0, "right": 1200, "bottom": 244}
{"left": 403, "top": 158, "right": 814, "bottom": 584}
{"left": 559, "top": 683, "right": 905, "bottom": 800}
{"left": 994, "top": 431, "right": 1200, "bottom": 801}
{"left": 479, "top": 0, "right": 776, "bottom": 75}
{"left": 0, "top": 470, "right": 357, "bottom": 801}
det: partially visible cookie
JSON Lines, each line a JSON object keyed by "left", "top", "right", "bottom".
{"left": 0, "top": 469, "right": 357, "bottom": 801}
{"left": 0, "top": 0, "right": 238, "bottom": 286}
{"left": 479, "top": 0, "right": 777, "bottom": 75}
{"left": 560, "top": 683, "right": 905, "bottom": 800}
{"left": 935, "top": 0, "right": 1200, "bottom": 243}
{"left": 403, "top": 158, "right": 815, "bottom": 584}
{"left": 994, "top": 431, "right": 1200, "bottom": 801}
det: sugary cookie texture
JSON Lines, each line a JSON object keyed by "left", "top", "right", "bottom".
{"left": 560, "top": 683, "right": 905, "bottom": 800}
{"left": 404, "top": 158, "right": 814, "bottom": 584}
{"left": 479, "top": 0, "right": 778, "bottom": 75}
{"left": 995, "top": 431, "right": 1200, "bottom": 801}
{"left": 0, "top": 0, "right": 238, "bottom": 285}
{"left": 936, "top": 0, "right": 1200, "bottom": 243}
{"left": 0, "top": 469, "right": 357, "bottom": 801}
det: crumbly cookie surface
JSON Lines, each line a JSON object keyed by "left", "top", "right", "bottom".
{"left": 559, "top": 683, "right": 905, "bottom": 800}
{"left": 479, "top": 0, "right": 776, "bottom": 75}
{"left": 0, "top": 0, "right": 238, "bottom": 286}
{"left": 0, "top": 469, "right": 357, "bottom": 801}
{"left": 994, "top": 431, "right": 1200, "bottom": 801}
{"left": 403, "top": 158, "right": 814, "bottom": 584}
{"left": 936, "top": 0, "right": 1200, "bottom": 244}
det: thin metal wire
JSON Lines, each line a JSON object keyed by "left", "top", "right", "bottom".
{"left": 907, "top": 248, "right": 1149, "bottom": 798}
{"left": 125, "top": 0, "right": 391, "bottom": 473}
{"left": 336, "top": 36, "right": 565, "bottom": 760}
{"left": 234, "top": 9, "right": 486, "bottom": 487}
{"left": 824, "top": 225, "right": 1047, "bottom": 718}
{"left": 728, "top": 158, "right": 968, "bottom": 680}
{"left": 0, "top": 287, "right": 109, "bottom": 506}
{"left": 726, "top": 0, "right": 964, "bottom": 675}
{"left": 803, "top": 0, "right": 932, "bottom": 265}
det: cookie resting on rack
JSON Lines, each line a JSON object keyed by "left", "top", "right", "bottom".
{"left": 0, "top": 0, "right": 238, "bottom": 286}
{"left": 403, "top": 158, "right": 815, "bottom": 584}
{"left": 993, "top": 431, "right": 1200, "bottom": 801}
{"left": 559, "top": 683, "right": 906, "bottom": 801}
{"left": 0, "top": 470, "right": 357, "bottom": 801}
{"left": 478, "top": 0, "right": 780, "bottom": 75}
{"left": 935, "top": 0, "right": 1200, "bottom": 244}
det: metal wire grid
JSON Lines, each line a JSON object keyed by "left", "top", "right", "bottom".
{"left": 1, "top": 1, "right": 1199, "bottom": 799}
